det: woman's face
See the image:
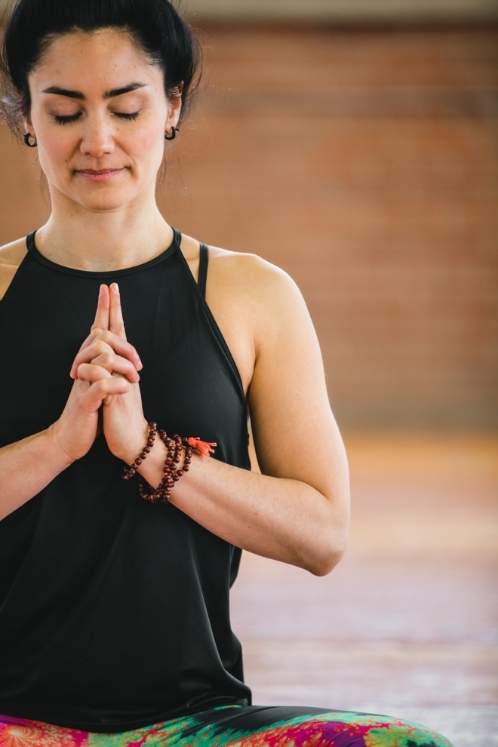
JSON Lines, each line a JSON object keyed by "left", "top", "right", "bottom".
{"left": 24, "top": 27, "right": 180, "bottom": 211}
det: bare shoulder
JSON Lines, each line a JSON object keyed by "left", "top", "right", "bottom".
{"left": 184, "top": 230, "right": 289, "bottom": 326}
{"left": 0, "top": 235, "right": 28, "bottom": 265}
{"left": 182, "top": 233, "right": 293, "bottom": 398}
{"left": 201, "top": 238, "right": 292, "bottom": 313}
{"left": 201, "top": 240, "right": 295, "bottom": 344}
{"left": 0, "top": 236, "right": 28, "bottom": 301}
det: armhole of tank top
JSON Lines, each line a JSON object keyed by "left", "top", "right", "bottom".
{"left": 176, "top": 239, "right": 247, "bottom": 406}
{"left": 0, "top": 242, "right": 31, "bottom": 306}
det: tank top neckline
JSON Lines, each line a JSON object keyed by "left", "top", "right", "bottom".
{"left": 25, "top": 226, "right": 182, "bottom": 279}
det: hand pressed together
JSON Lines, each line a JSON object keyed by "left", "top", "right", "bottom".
{"left": 70, "top": 282, "right": 149, "bottom": 464}
{"left": 47, "top": 282, "right": 149, "bottom": 466}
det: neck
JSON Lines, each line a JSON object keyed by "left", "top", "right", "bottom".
{"left": 36, "top": 204, "right": 174, "bottom": 273}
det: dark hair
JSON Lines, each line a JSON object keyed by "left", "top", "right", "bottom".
{"left": 0, "top": 0, "right": 203, "bottom": 142}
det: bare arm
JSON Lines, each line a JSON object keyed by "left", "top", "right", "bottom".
{"left": 0, "top": 426, "right": 73, "bottom": 522}
{"left": 0, "top": 271, "right": 142, "bottom": 525}
{"left": 118, "top": 254, "right": 351, "bottom": 577}
{"left": 121, "top": 434, "right": 344, "bottom": 577}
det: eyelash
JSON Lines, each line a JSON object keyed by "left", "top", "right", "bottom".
{"left": 53, "top": 111, "right": 140, "bottom": 125}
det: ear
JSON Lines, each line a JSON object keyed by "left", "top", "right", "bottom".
{"left": 166, "top": 84, "right": 183, "bottom": 129}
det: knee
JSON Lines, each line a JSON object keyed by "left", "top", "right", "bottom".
{"left": 362, "top": 715, "right": 454, "bottom": 747}
{"left": 319, "top": 713, "right": 453, "bottom": 747}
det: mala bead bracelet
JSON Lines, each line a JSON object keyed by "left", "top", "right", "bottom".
{"left": 122, "top": 420, "right": 158, "bottom": 480}
{"left": 122, "top": 420, "right": 217, "bottom": 504}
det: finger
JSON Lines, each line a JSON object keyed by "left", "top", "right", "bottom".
{"left": 90, "top": 330, "right": 142, "bottom": 369}
{"left": 70, "top": 326, "right": 114, "bottom": 363}
{"left": 109, "top": 282, "right": 127, "bottom": 340}
{"left": 71, "top": 341, "right": 139, "bottom": 381}
{"left": 70, "top": 332, "right": 142, "bottom": 377}
{"left": 83, "top": 351, "right": 140, "bottom": 383}
{"left": 91, "top": 284, "right": 110, "bottom": 334}
{"left": 75, "top": 362, "right": 113, "bottom": 383}
{"left": 100, "top": 371, "right": 129, "bottom": 407}
{"left": 70, "top": 285, "right": 111, "bottom": 362}
{"left": 72, "top": 330, "right": 96, "bottom": 359}
{"left": 70, "top": 339, "right": 114, "bottom": 378}
{"left": 81, "top": 376, "right": 131, "bottom": 410}
{"left": 75, "top": 360, "right": 129, "bottom": 408}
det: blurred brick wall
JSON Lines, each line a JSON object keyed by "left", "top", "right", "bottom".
{"left": 0, "top": 22, "right": 497, "bottom": 431}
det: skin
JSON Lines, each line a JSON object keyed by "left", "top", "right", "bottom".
{"left": 68, "top": 281, "right": 150, "bottom": 462}
{"left": 23, "top": 27, "right": 182, "bottom": 271}
{"left": 1, "top": 26, "right": 352, "bottom": 573}
{"left": 21, "top": 27, "right": 182, "bottom": 459}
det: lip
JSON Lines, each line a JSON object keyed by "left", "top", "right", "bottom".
{"left": 76, "top": 168, "right": 124, "bottom": 181}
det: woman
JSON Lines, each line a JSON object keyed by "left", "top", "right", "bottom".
{"left": 0, "top": 1, "right": 454, "bottom": 745}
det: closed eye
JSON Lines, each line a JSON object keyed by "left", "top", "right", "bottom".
{"left": 53, "top": 111, "right": 140, "bottom": 125}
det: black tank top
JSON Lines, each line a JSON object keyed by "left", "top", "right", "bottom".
{"left": 0, "top": 226, "right": 253, "bottom": 733}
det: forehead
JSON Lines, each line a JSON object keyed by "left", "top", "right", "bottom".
{"left": 31, "top": 27, "right": 161, "bottom": 88}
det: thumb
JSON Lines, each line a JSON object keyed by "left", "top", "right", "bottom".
{"left": 81, "top": 377, "right": 130, "bottom": 411}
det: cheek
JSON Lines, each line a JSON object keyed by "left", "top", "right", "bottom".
{"left": 38, "top": 131, "right": 72, "bottom": 172}
{"left": 133, "top": 122, "right": 165, "bottom": 158}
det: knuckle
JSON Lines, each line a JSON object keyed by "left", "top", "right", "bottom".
{"left": 102, "top": 351, "right": 114, "bottom": 365}
{"left": 94, "top": 340, "right": 111, "bottom": 356}
{"left": 92, "top": 328, "right": 108, "bottom": 343}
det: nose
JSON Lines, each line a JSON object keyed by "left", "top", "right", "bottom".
{"left": 79, "top": 113, "right": 115, "bottom": 157}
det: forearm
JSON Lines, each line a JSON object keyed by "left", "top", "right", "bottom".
{"left": 0, "top": 427, "right": 74, "bottom": 522}
{"left": 121, "top": 433, "right": 344, "bottom": 576}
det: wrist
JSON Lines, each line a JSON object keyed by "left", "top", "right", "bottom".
{"left": 45, "top": 423, "right": 77, "bottom": 468}
{"left": 115, "top": 419, "right": 150, "bottom": 465}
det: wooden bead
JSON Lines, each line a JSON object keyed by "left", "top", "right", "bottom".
{"left": 123, "top": 420, "right": 216, "bottom": 504}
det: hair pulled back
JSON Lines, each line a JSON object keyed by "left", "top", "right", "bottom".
{"left": 0, "top": 0, "right": 202, "bottom": 142}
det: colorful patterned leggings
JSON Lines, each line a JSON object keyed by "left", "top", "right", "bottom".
{"left": 0, "top": 703, "right": 454, "bottom": 746}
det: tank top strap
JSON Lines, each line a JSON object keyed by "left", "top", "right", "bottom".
{"left": 198, "top": 243, "right": 209, "bottom": 300}
{"left": 26, "top": 230, "right": 35, "bottom": 253}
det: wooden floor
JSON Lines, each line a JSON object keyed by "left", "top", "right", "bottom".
{"left": 231, "top": 432, "right": 498, "bottom": 747}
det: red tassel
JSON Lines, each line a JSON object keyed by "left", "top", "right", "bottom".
{"left": 186, "top": 436, "right": 217, "bottom": 457}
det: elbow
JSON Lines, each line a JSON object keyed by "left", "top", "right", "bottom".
{"left": 313, "top": 489, "right": 350, "bottom": 576}
{"left": 310, "top": 513, "right": 350, "bottom": 577}
{"left": 308, "top": 530, "right": 348, "bottom": 576}
{"left": 299, "top": 539, "right": 344, "bottom": 577}
{"left": 310, "top": 546, "right": 346, "bottom": 577}
{"left": 302, "top": 488, "right": 350, "bottom": 576}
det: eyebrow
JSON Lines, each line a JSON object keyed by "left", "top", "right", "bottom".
{"left": 41, "top": 82, "right": 148, "bottom": 100}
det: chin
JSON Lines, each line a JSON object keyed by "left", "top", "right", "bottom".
{"left": 71, "top": 192, "right": 127, "bottom": 211}
{"left": 77, "top": 183, "right": 138, "bottom": 208}
{"left": 87, "top": 197, "right": 131, "bottom": 212}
